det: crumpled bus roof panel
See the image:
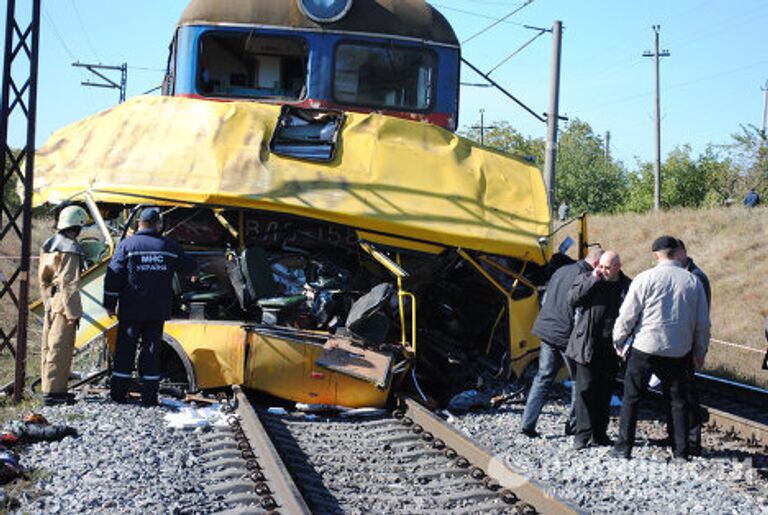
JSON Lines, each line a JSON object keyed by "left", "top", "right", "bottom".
{"left": 34, "top": 96, "right": 550, "bottom": 263}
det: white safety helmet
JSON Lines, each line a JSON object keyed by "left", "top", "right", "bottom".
{"left": 57, "top": 205, "right": 88, "bottom": 230}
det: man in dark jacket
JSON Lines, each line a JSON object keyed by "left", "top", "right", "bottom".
{"left": 519, "top": 248, "right": 604, "bottom": 438}
{"left": 661, "top": 239, "right": 710, "bottom": 455}
{"left": 567, "top": 250, "right": 631, "bottom": 449}
{"left": 104, "top": 208, "right": 196, "bottom": 406}
{"left": 763, "top": 318, "right": 768, "bottom": 370}
{"left": 743, "top": 188, "right": 760, "bottom": 208}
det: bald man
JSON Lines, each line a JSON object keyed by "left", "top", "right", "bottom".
{"left": 566, "top": 251, "right": 632, "bottom": 449}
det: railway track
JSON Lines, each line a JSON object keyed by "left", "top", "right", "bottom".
{"left": 200, "top": 388, "right": 578, "bottom": 514}
{"left": 694, "top": 373, "right": 768, "bottom": 447}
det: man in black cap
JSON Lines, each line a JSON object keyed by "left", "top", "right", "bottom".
{"left": 104, "top": 208, "right": 195, "bottom": 406}
{"left": 611, "top": 236, "right": 710, "bottom": 461}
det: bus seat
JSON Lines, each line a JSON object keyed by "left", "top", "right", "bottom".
{"left": 226, "top": 246, "right": 281, "bottom": 310}
{"left": 345, "top": 283, "right": 393, "bottom": 344}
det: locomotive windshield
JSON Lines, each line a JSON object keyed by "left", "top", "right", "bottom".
{"left": 334, "top": 43, "right": 435, "bottom": 111}
{"left": 197, "top": 32, "right": 308, "bottom": 100}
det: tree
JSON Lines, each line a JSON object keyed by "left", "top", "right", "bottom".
{"left": 700, "top": 145, "right": 737, "bottom": 207}
{"left": 462, "top": 118, "right": 628, "bottom": 214}
{"left": 461, "top": 121, "right": 544, "bottom": 164}
{"left": 725, "top": 124, "right": 768, "bottom": 200}
{"left": 661, "top": 145, "right": 710, "bottom": 208}
{"left": 554, "top": 119, "right": 626, "bottom": 214}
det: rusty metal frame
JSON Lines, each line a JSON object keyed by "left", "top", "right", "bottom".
{"left": 0, "top": 0, "right": 41, "bottom": 402}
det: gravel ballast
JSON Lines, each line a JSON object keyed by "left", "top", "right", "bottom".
{"left": 450, "top": 387, "right": 768, "bottom": 514}
{"left": 7, "top": 395, "right": 227, "bottom": 514}
{"left": 4, "top": 386, "right": 767, "bottom": 514}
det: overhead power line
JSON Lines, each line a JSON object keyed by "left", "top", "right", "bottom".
{"left": 431, "top": 4, "right": 528, "bottom": 27}
{"left": 128, "top": 66, "right": 166, "bottom": 73}
{"left": 70, "top": 0, "right": 100, "bottom": 61}
{"left": 461, "top": 0, "right": 535, "bottom": 45}
{"left": 41, "top": 6, "right": 76, "bottom": 61}
{"left": 486, "top": 27, "right": 547, "bottom": 76}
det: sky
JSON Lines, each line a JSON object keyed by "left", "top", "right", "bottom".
{"left": 3, "top": 0, "right": 768, "bottom": 168}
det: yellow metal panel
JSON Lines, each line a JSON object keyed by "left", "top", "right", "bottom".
{"left": 245, "top": 332, "right": 390, "bottom": 407}
{"left": 507, "top": 293, "right": 541, "bottom": 379}
{"left": 34, "top": 96, "right": 551, "bottom": 264}
{"left": 164, "top": 321, "right": 246, "bottom": 389}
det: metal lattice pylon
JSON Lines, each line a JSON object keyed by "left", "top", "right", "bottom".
{"left": 0, "top": 0, "right": 41, "bottom": 403}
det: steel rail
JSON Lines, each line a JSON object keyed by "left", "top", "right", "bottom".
{"left": 695, "top": 373, "right": 768, "bottom": 411}
{"left": 704, "top": 406, "right": 768, "bottom": 447}
{"left": 693, "top": 374, "right": 768, "bottom": 447}
{"left": 233, "top": 386, "right": 311, "bottom": 514}
{"left": 399, "top": 395, "right": 581, "bottom": 514}
{"left": 619, "top": 375, "right": 768, "bottom": 448}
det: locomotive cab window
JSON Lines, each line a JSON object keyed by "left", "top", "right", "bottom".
{"left": 333, "top": 43, "right": 435, "bottom": 111}
{"left": 197, "top": 32, "right": 308, "bottom": 100}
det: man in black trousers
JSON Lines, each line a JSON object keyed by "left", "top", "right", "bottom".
{"left": 567, "top": 250, "right": 631, "bottom": 449}
{"left": 611, "top": 236, "right": 710, "bottom": 461}
{"left": 104, "top": 208, "right": 196, "bottom": 406}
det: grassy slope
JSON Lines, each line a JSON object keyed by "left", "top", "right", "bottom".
{"left": 558, "top": 205, "right": 768, "bottom": 388}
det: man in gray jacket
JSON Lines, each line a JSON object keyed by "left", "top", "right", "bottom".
{"left": 611, "top": 236, "right": 710, "bottom": 461}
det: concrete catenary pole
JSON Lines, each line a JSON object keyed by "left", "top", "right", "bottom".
{"left": 543, "top": 20, "right": 562, "bottom": 213}
{"left": 605, "top": 130, "right": 611, "bottom": 161}
{"left": 643, "top": 25, "right": 670, "bottom": 211}
{"left": 761, "top": 80, "right": 768, "bottom": 144}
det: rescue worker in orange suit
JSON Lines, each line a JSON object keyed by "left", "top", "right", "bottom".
{"left": 103, "top": 208, "right": 195, "bottom": 406}
{"left": 38, "top": 205, "right": 88, "bottom": 406}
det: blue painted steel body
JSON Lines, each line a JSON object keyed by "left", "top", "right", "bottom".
{"left": 172, "top": 25, "right": 459, "bottom": 128}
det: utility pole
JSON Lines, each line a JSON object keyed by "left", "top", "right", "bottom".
{"left": 643, "top": 25, "right": 670, "bottom": 211}
{"left": 0, "top": 0, "right": 41, "bottom": 403}
{"left": 761, "top": 80, "right": 768, "bottom": 145}
{"left": 543, "top": 20, "right": 563, "bottom": 212}
{"left": 471, "top": 109, "right": 497, "bottom": 146}
{"left": 72, "top": 62, "right": 128, "bottom": 103}
{"left": 605, "top": 130, "right": 611, "bottom": 161}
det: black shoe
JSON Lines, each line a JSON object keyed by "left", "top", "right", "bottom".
{"left": 520, "top": 428, "right": 540, "bottom": 438}
{"left": 609, "top": 445, "right": 631, "bottom": 460}
{"left": 42, "top": 393, "right": 75, "bottom": 406}
{"left": 591, "top": 436, "right": 614, "bottom": 447}
{"left": 689, "top": 446, "right": 702, "bottom": 457}
{"left": 564, "top": 422, "right": 575, "bottom": 436}
{"left": 649, "top": 436, "right": 673, "bottom": 447}
{"left": 573, "top": 438, "right": 590, "bottom": 450}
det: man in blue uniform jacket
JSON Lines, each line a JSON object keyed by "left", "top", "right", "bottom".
{"left": 104, "top": 208, "right": 196, "bottom": 406}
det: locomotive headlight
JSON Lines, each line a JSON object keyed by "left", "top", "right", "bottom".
{"left": 298, "top": 0, "right": 354, "bottom": 23}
